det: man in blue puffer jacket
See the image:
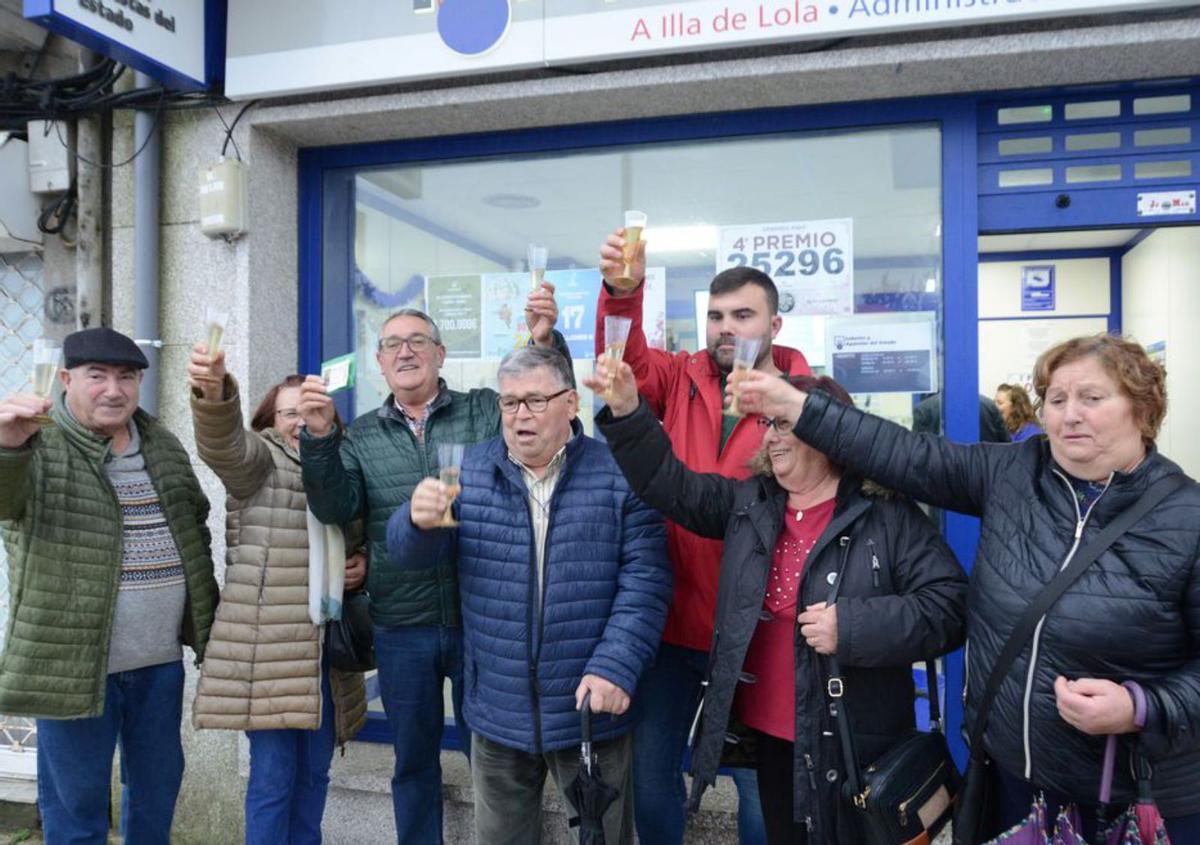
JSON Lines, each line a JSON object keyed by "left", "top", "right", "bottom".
{"left": 387, "top": 345, "right": 670, "bottom": 845}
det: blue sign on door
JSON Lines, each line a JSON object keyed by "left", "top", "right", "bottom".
{"left": 1021, "top": 265, "right": 1056, "bottom": 312}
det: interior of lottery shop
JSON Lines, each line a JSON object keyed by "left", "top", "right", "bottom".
{"left": 304, "top": 80, "right": 1200, "bottom": 758}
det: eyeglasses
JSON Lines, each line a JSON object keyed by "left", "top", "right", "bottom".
{"left": 758, "top": 416, "right": 794, "bottom": 433}
{"left": 378, "top": 333, "right": 437, "bottom": 354}
{"left": 275, "top": 408, "right": 301, "bottom": 421}
{"left": 497, "top": 388, "right": 572, "bottom": 415}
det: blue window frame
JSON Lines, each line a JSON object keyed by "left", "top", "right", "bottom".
{"left": 978, "top": 84, "right": 1200, "bottom": 231}
{"left": 298, "top": 94, "right": 984, "bottom": 766}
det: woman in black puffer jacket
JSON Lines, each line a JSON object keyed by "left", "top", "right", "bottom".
{"left": 589, "top": 364, "right": 967, "bottom": 845}
{"left": 735, "top": 333, "right": 1200, "bottom": 843}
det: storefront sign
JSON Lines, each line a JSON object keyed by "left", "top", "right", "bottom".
{"left": 717, "top": 219, "right": 853, "bottom": 316}
{"left": 225, "top": 0, "right": 1199, "bottom": 99}
{"left": 24, "top": 0, "right": 222, "bottom": 90}
{"left": 825, "top": 314, "right": 937, "bottom": 394}
{"left": 1020, "top": 265, "right": 1055, "bottom": 312}
{"left": 1137, "top": 190, "right": 1197, "bottom": 217}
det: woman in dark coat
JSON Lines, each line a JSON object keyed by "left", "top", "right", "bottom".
{"left": 587, "top": 363, "right": 967, "bottom": 845}
{"left": 733, "top": 334, "right": 1200, "bottom": 842}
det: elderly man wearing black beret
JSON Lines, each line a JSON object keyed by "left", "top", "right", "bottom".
{"left": 0, "top": 327, "right": 218, "bottom": 845}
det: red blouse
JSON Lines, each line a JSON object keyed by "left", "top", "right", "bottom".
{"left": 735, "top": 497, "right": 836, "bottom": 742}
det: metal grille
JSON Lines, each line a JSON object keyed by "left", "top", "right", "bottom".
{"left": 0, "top": 250, "right": 46, "bottom": 784}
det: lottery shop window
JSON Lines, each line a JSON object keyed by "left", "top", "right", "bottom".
{"left": 346, "top": 122, "right": 942, "bottom": 432}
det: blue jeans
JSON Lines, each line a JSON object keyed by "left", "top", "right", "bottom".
{"left": 36, "top": 660, "right": 185, "bottom": 845}
{"left": 245, "top": 664, "right": 337, "bottom": 844}
{"left": 373, "top": 625, "right": 468, "bottom": 845}
{"left": 633, "top": 643, "right": 767, "bottom": 845}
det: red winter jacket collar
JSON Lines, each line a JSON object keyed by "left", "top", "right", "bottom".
{"left": 596, "top": 282, "right": 812, "bottom": 651}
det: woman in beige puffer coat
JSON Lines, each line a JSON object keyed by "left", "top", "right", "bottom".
{"left": 187, "top": 345, "right": 366, "bottom": 845}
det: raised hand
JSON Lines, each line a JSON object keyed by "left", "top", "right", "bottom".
{"left": 187, "top": 343, "right": 227, "bottom": 401}
{"left": 297, "top": 375, "right": 337, "bottom": 438}
{"left": 0, "top": 394, "right": 51, "bottom": 449}
{"left": 599, "top": 228, "right": 645, "bottom": 294}
{"left": 582, "top": 359, "right": 638, "bottom": 417}
{"left": 409, "top": 477, "right": 453, "bottom": 531}
{"left": 526, "top": 280, "right": 558, "bottom": 346}
{"left": 729, "top": 369, "right": 808, "bottom": 420}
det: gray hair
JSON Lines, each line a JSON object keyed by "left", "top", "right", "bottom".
{"left": 379, "top": 308, "right": 442, "bottom": 345}
{"left": 497, "top": 346, "right": 575, "bottom": 391}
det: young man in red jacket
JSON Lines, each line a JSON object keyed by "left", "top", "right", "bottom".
{"left": 596, "top": 230, "right": 812, "bottom": 844}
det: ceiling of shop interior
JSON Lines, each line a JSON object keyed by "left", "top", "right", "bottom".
{"left": 359, "top": 125, "right": 944, "bottom": 272}
{"left": 978, "top": 228, "right": 1147, "bottom": 253}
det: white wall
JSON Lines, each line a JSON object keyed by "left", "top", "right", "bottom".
{"left": 977, "top": 257, "right": 1111, "bottom": 397}
{"left": 1122, "top": 227, "right": 1200, "bottom": 478}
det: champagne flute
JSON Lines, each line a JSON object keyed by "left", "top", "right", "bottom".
{"left": 437, "top": 443, "right": 465, "bottom": 528}
{"left": 613, "top": 210, "right": 646, "bottom": 290}
{"left": 601, "top": 315, "right": 632, "bottom": 401}
{"left": 724, "top": 336, "right": 762, "bottom": 418}
{"left": 202, "top": 304, "right": 229, "bottom": 382}
{"left": 527, "top": 244, "right": 548, "bottom": 293}
{"left": 30, "top": 337, "right": 60, "bottom": 426}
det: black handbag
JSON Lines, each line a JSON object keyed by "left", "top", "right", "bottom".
{"left": 951, "top": 474, "right": 1186, "bottom": 845}
{"left": 325, "top": 590, "right": 375, "bottom": 673}
{"left": 823, "top": 536, "right": 959, "bottom": 845}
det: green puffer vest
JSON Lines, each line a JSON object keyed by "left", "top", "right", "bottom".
{"left": 301, "top": 382, "right": 501, "bottom": 628}
{"left": 0, "top": 397, "right": 219, "bottom": 719}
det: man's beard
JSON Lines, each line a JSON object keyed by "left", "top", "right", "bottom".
{"left": 708, "top": 334, "right": 768, "bottom": 374}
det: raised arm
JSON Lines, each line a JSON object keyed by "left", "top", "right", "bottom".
{"left": 298, "top": 374, "right": 367, "bottom": 525}
{"left": 596, "top": 229, "right": 678, "bottom": 418}
{"left": 588, "top": 360, "right": 737, "bottom": 540}
{"left": 188, "top": 347, "right": 273, "bottom": 500}
{"left": 735, "top": 370, "right": 999, "bottom": 516}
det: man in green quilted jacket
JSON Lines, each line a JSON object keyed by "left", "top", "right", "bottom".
{"left": 0, "top": 327, "right": 217, "bottom": 845}
{"left": 298, "top": 286, "right": 563, "bottom": 844}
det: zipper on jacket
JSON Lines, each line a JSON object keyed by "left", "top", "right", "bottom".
{"left": 867, "top": 538, "right": 880, "bottom": 588}
{"left": 803, "top": 753, "right": 818, "bottom": 791}
{"left": 1019, "top": 470, "right": 1110, "bottom": 779}
{"left": 524, "top": 494, "right": 545, "bottom": 754}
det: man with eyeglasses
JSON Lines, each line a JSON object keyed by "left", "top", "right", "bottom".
{"left": 387, "top": 345, "right": 670, "bottom": 844}
{"left": 297, "top": 295, "right": 568, "bottom": 844}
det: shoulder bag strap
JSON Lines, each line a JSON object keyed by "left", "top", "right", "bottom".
{"left": 965, "top": 474, "right": 1187, "bottom": 755}
{"left": 823, "top": 535, "right": 864, "bottom": 796}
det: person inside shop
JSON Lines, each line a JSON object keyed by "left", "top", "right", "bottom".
{"left": 297, "top": 282, "right": 569, "bottom": 845}
{"left": 388, "top": 345, "right": 671, "bottom": 845}
{"left": 586, "top": 358, "right": 967, "bottom": 844}
{"left": 594, "top": 228, "right": 814, "bottom": 845}
{"left": 731, "top": 333, "right": 1200, "bottom": 842}
{"left": 995, "top": 381, "right": 1044, "bottom": 442}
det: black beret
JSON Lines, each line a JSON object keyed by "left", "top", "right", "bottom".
{"left": 63, "top": 328, "right": 149, "bottom": 370}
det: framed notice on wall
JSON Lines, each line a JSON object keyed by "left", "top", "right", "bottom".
{"left": 825, "top": 313, "right": 937, "bottom": 395}
{"left": 1021, "top": 265, "right": 1056, "bottom": 312}
{"left": 716, "top": 218, "right": 854, "bottom": 316}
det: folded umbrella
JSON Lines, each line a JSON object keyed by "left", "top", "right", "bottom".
{"left": 563, "top": 691, "right": 620, "bottom": 845}
{"left": 1101, "top": 745, "right": 1171, "bottom": 845}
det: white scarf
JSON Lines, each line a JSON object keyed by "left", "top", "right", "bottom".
{"left": 306, "top": 508, "right": 346, "bottom": 625}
